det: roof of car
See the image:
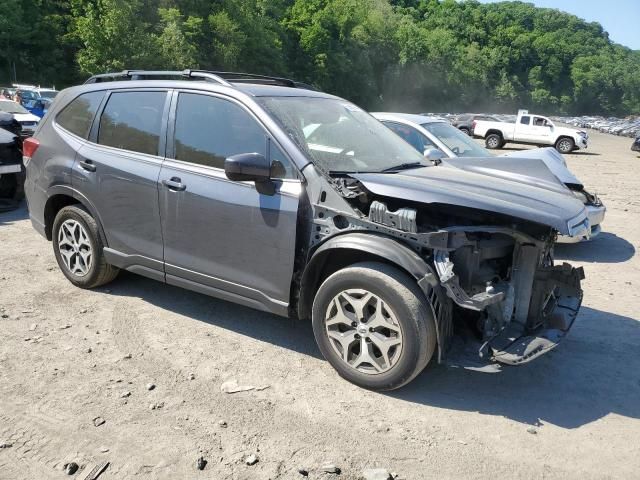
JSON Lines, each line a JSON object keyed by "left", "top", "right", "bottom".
{"left": 371, "top": 112, "right": 446, "bottom": 125}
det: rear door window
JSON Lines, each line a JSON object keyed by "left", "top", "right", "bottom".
{"left": 520, "top": 115, "right": 531, "bottom": 125}
{"left": 56, "top": 91, "right": 104, "bottom": 139}
{"left": 98, "top": 91, "right": 167, "bottom": 156}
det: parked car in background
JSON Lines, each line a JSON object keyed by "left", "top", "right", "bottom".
{"left": 0, "top": 100, "right": 40, "bottom": 136}
{"left": 36, "top": 88, "right": 58, "bottom": 101}
{"left": 452, "top": 114, "right": 501, "bottom": 135}
{"left": 11, "top": 85, "right": 55, "bottom": 118}
{"left": 373, "top": 112, "right": 605, "bottom": 243}
{"left": 633, "top": 137, "right": 640, "bottom": 152}
{"left": 473, "top": 109, "right": 589, "bottom": 154}
{"left": 561, "top": 115, "right": 640, "bottom": 138}
{"left": 24, "top": 69, "right": 588, "bottom": 389}
{"left": 0, "top": 112, "right": 24, "bottom": 199}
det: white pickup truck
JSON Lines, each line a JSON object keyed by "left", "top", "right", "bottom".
{"left": 473, "top": 109, "right": 589, "bottom": 154}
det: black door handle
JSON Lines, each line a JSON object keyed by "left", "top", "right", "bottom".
{"left": 162, "top": 177, "right": 186, "bottom": 191}
{"left": 79, "top": 160, "right": 96, "bottom": 172}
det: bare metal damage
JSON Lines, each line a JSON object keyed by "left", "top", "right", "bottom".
{"left": 309, "top": 191, "right": 584, "bottom": 370}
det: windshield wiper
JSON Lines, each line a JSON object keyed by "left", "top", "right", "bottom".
{"left": 379, "top": 162, "right": 426, "bottom": 173}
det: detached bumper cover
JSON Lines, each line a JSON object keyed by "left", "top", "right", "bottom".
{"left": 487, "top": 263, "right": 584, "bottom": 365}
{"left": 446, "top": 263, "right": 584, "bottom": 372}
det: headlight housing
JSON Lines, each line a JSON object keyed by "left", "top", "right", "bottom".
{"left": 571, "top": 189, "right": 588, "bottom": 204}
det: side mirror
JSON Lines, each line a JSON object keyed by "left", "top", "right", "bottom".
{"left": 225, "top": 152, "right": 270, "bottom": 182}
{"left": 224, "top": 152, "right": 275, "bottom": 195}
{"left": 423, "top": 148, "right": 446, "bottom": 164}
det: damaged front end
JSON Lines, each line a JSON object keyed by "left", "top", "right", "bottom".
{"left": 309, "top": 178, "right": 585, "bottom": 370}
{"left": 433, "top": 237, "right": 583, "bottom": 368}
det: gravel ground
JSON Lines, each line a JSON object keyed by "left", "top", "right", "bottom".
{"left": 0, "top": 130, "right": 639, "bottom": 479}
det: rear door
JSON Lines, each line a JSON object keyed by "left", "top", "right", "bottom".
{"left": 73, "top": 89, "right": 170, "bottom": 277}
{"left": 158, "top": 91, "right": 301, "bottom": 315}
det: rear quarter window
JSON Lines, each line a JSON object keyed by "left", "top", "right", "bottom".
{"left": 56, "top": 91, "right": 104, "bottom": 138}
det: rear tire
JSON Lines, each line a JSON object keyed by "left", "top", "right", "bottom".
{"left": 555, "top": 137, "right": 575, "bottom": 154}
{"left": 52, "top": 205, "right": 119, "bottom": 289}
{"left": 485, "top": 133, "right": 503, "bottom": 149}
{"left": 312, "top": 262, "right": 436, "bottom": 391}
{"left": 459, "top": 127, "right": 470, "bottom": 136}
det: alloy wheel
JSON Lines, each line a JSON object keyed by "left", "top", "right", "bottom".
{"left": 558, "top": 139, "right": 572, "bottom": 153}
{"left": 57, "top": 219, "right": 93, "bottom": 277}
{"left": 324, "top": 289, "right": 403, "bottom": 374}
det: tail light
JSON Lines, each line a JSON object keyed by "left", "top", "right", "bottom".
{"left": 472, "top": 120, "right": 477, "bottom": 130}
{"left": 23, "top": 137, "right": 40, "bottom": 166}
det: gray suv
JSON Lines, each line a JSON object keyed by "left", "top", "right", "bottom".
{"left": 24, "top": 70, "right": 588, "bottom": 390}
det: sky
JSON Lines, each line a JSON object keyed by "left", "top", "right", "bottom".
{"left": 477, "top": 0, "right": 640, "bottom": 49}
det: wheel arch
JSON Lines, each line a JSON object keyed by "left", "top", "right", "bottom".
{"left": 485, "top": 129, "right": 504, "bottom": 139}
{"left": 297, "top": 232, "right": 450, "bottom": 362}
{"left": 44, "top": 187, "right": 108, "bottom": 246}
{"left": 555, "top": 134, "right": 575, "bottom": 144}
{"left": 297, "top": 232, "right": 435, "bottom": 313}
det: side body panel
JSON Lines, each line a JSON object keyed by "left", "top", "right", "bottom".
{"left": 73, "top": 142, "right": 165, "bottom": 266}
{"left": 24, "top": 123, "right": 83, "bottom": 234}
{"left": 159, "top": 160, "right": 300, "bottom": 314}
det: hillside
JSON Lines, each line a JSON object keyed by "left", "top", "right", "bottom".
{"left": 2, "top": 0, "right": 639, "bottom": 115}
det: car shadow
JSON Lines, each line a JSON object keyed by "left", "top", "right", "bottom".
{"left": 105, "top": 273, "right": 639, "bottom": 429}
{"left": 498, "top": 146, "right": 600, "bottom": 156}
{"left": 500, "top": 146, "right": 532, "bottom": 152}
{"left": 390, "top": 305, "right": 640, "bottom": 428}
{"left": 107, "top": 271, "right": 322, "bottom": 360}
{"left": 555, "top": 232, "right": 635, "bottom": 263}
{"left": 568, "top": 151, "right": 600, "bottom": 156}
{"left": 0, "top": 200, "right": 29, "bottom": 226}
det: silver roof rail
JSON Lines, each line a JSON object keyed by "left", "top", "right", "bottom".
{"left": 83, "top": 69, "right": 317, "bottom": 90}
{"left": 83, "top": 69, "right": 233, "bottom": 87}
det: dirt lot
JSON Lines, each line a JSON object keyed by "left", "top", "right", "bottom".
{"left": 1, "top": 130, "right": 639, "bottom": 479}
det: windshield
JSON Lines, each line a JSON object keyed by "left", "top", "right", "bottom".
{"left": 422, "top": 122, "right": 492, "bottom": 158}
{"left": 257, "top": 97, "right": 427, "bottom": 173}
{"left": 0, "top": 100, "right": 29, "bottom": 114}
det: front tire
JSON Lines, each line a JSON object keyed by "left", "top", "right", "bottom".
{"left": 312, "top": 262, "right": 436, "bottom": 391}
{"left": 555, "top": 137, "right": 575, "bottom": 154}
{"left": 485, "top": 133, "right": 503, "bottom": 149}
{"left": 52, "top": 205, "right": 119, "bottom": 289}
{"left": 459, "top": 127, "right": 470, "bottom": 136}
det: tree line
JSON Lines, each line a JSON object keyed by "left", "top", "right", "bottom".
{"left": 2, "top": 0, "right": 639, "bottom": 116}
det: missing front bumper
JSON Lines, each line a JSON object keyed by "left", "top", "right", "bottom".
{"left": 446, "top": 263, "right": 584, "bottom": 371}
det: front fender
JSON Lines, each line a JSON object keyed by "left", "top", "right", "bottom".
{"left": 298, "top": 232, "right": 452, "bottom": 362}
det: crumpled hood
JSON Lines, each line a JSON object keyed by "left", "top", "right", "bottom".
{"left": 352, "top": 160, "right": 587, "bottom": 235}
{"left": 499, "top": 147, "right": 583, "bottom": 187}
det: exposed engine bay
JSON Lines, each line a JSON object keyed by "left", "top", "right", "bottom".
{"left": 309, "top": 175, "right": 585, "bottom": 370}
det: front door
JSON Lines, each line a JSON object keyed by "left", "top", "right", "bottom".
{"left": 158, "top": 91, "right": 301, "bottom": 315}
{"left": 529, "top": 116, "right": 554, "bottom": 144}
